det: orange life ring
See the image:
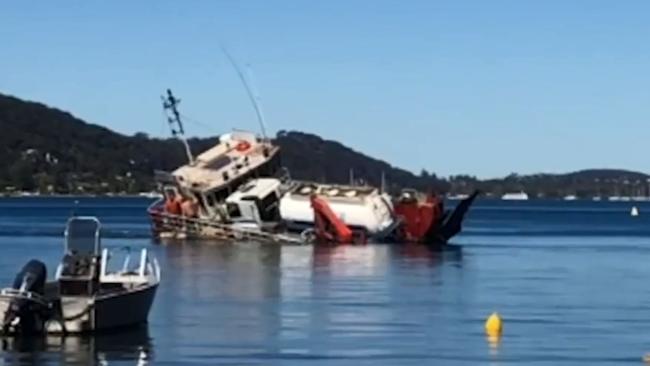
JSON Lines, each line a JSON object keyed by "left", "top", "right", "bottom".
{"left": 235, "top": 141, "right": 251, "bottom": 152}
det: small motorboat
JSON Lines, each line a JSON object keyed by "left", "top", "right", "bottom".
{"left": 502, "top": 192, "right": 529, "bottom": 201}
{"left": 0, "top": 216, "right": 160, "bottom": 335}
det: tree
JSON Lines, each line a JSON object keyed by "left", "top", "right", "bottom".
{"left": 8, "top": 160, "right": 35, "bottom": 191}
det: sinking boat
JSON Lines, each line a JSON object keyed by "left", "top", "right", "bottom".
{"left": 150, "top": 172, "right": 478, "bottom": 245}
{"left": 0, "top": 217, "right": 160, "bottom": 335}
{"left": 148, "top": 90, "right": 477, "bottom": 245}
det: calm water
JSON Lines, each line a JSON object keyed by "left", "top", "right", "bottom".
{"left": 1, "top": 197, "right": 650, "bottom": 365}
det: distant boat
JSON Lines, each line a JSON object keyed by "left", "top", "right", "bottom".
{"left": 631, "top": 206, "right": 640, "bottom": 217}
{"left": 592, "top": 196, "right": 602, "bottom": 201}
{"left": 563, "top": 195, "right": 577, "bottom": 201}
{"left": 502, "top": 192, "right": 529, "bottom": 201}
{"left": 447, "top": 194, "right": 470, "bottom": 200}
{"left": 632, "top": 196, "right": 650, "bottom": 202}
{"left": 610, "top": 196, "right": 635, "bottom": 202}
{"left": 138, "top": 192, "right": 163, "bottom": 199}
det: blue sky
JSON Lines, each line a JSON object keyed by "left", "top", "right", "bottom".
{"left": 2, "top": 1, "right": 649, "bottom": 178}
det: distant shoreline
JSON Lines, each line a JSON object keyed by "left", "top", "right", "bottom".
{"left": 0, "top": 193, "right": 161, "bottom": 199}
{"left": 1, "top": 192, "right": 649, "bottom": 203}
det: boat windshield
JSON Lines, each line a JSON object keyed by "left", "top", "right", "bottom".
{"left": 65, "top": 217, "right": 101, "bottom": 256}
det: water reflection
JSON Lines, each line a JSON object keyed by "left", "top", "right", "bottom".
{"left": 392, "top": 243, "right": 464, "bottom": 266}
{"left": 156, "top": 241, "right": 283, "bottom": 359}
{"left": 312, "top": 245, "right": 391, "bottom": 276}
{"left": 312, "top": 243, "right": 463, "bottom": 270}
{"left": 150, "top": 241, "right": 465, "bottom": 363}
{"left": 0, "top": 326, "right": 151, "bottom": 365}
{"left": 486, "top": 334, "right": 501, "bottom": 356}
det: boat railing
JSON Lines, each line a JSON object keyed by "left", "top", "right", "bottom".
{"left": 147, "top": 197, "right": 165, "bottom": 213}
{"left": 0, "top": 288, "right": 48, "bottom": 305}
{"left": 149, "top": 256, "right": 161, "bottom": 283}
{"left": 147, "top": 208, "right": 304, "bottom": 245}
{"left": 100, "top": 248, "right": 161, "bottom": 284}
{"left": 274, "top": 167, "right": 292, "bottom": 184}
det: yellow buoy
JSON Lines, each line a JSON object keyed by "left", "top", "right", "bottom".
{"left": 485, "top": 312, "right": 503, "bottom": 337}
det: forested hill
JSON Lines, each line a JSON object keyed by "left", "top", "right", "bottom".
{"left": 0, "top": 92, "right": 647, "bottom": 198}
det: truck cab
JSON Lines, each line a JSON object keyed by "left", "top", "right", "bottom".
{"left": 224, "top": 178, "right": 283, "bottom": 227}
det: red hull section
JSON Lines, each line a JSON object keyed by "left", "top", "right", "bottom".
{"left": 393, "top": 194, "right": 444, "bottom": 242}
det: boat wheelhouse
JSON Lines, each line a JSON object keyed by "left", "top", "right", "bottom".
{"left": 156, "top": 130, "right": 282, "bottom": 219}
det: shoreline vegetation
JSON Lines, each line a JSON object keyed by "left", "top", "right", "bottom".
{"left": 2, "top": 191, "right": 650, "bottom": 202}
{"left": 2, "top": 92, "right": 649, "bottom": 200}
{"left": 0, "top": 192, "right": 161, "bottom": 199}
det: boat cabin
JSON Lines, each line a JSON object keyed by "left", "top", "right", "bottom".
{"left": 155, "top": 130, "right": 281, "bottom": 219}
{"left": 224, "top": 178, "right": 283, "bottom": 225}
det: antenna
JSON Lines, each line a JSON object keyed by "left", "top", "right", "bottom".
{"left": 220, "top": 46, "right": 268, "bottom": 139}
{"left": 162, "top": 89, "right": 194, "bottom": 164}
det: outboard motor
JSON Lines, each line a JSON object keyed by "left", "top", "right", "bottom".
{"left": 2, "top": 260, "right": 48, "bottom": 335}
{"left": 12, "top": 260, "right": 46, "bottom": 294}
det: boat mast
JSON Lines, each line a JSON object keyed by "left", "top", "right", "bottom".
{"left": 162, "top": 89, "right": 194, "bottom": 165}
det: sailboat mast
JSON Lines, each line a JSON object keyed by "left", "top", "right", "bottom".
{"left": 162, "top": 89, "right": 194, "bottom": 165}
